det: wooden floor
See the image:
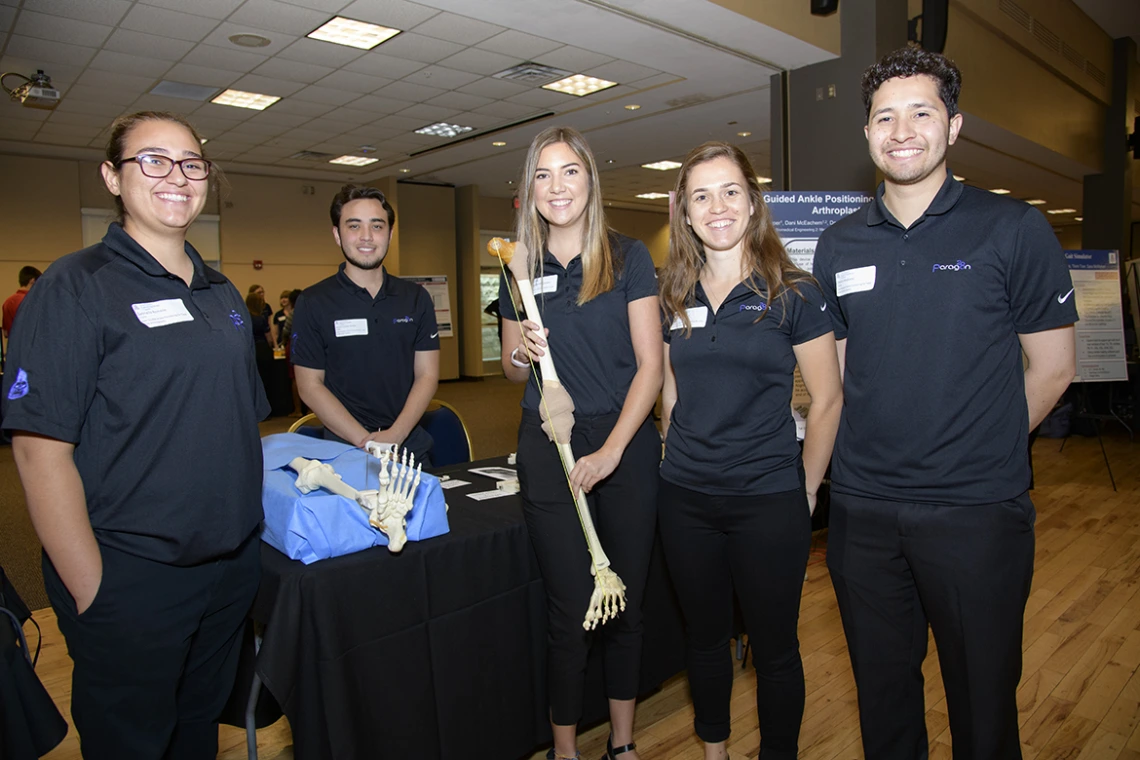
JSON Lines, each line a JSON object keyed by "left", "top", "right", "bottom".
{"left": 26, "top": 431, "right": 1140, "bottom": 760}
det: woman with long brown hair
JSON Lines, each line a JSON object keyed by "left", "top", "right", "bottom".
{"left": 499, "top": 126, "right": 662, "bottom": 760}
{"left": 658, "top": 142, "right": 842, "bottom": 760}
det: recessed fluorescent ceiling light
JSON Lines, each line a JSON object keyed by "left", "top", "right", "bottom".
{"left": 756, "top": 176, "right": 772, "bottom": 184}
{"left": 542, "top": 74, "right": 618, "bottom": 97}
{"left": 641, "top": 161, "right": 681, "bottom": 171}
{"left": 308, "top": 17, "right": 401, "bottom": 50}
{"left": 737, "top": 131, "right": 752, "bottom": 137}
{"left": 211, "top": 89, "right": 280, "bottom": 110}
{"left": 990, "top": 188, "right": 1010, "bottom": 194}
{"left": 1025, "top": 199, "right": 1046, "bottom": 205}
{"left": 953, "top": 175, "right": 966, "bottom": 181}
{"left": 415, "top": 122, "right": 473, "bottom": 138}
{"left": 150, "top": 81, "right": 220, "bottom": 101}
{"left": 636, "top": 192, "right": 670, "bottom": 199}
{"left": 492, "top": 141, "right": 506, "bottom": 147}
{"left": 329, "top": 155, "right": 379, "bottom": 166}
{"left": 1074, "top": 216, "right": 1084, "bottom": 221}
{"left": 1045, "top": 208, "right": 1077, "bottom": 214}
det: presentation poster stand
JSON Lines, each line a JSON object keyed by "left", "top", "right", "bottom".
{"left": 764, "top": 191, "right": 872, "bottom": 407}
{"left": 405, "top": 275, "right": 453, "bottom": 338}
{"left": 1065, "top": 250, "right": 1126, "bottom": 382}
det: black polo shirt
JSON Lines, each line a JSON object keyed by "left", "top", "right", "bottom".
{"left": 1, "top": 223, "right": 270, "bottom": 565}
{"left": 290, "top": 264, "right": 439, "bottom": 443}
{"left": 661, "top": 279, "right": 832, "bottom": 495}
{"left": 813, "top": 173, "right": 1078, "bottom": 504}
{"left": 498, "top": 234, "right": 658, "bottom": 417}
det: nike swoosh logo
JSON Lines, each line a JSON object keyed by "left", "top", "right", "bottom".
{"left": 1057, "top": 288, "right": 1074, "bottom": 304}
{"left": 820, "top": 303, "right": 827, "bottom": 312}
{"left": 430, "top": 332, "right": 439, "bottom": 338}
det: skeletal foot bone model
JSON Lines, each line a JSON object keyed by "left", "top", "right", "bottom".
{"left": 289, "top": 447, "right": 422, "bottom": 553}
{"left": 489, "top": 236, "right": 626, "bottom": 630}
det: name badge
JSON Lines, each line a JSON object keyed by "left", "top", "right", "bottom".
{"left": 670, "top": 306, "right": 709, "bottom": 330}
{"left": 534, "top": 274, "right": 558, "bottom": 295}
{"left": 131, "top": 298, "right": 193, "bottom": 328}
{"left": 334, "top": 318, "right": 369, "bottom": 338}
{"left": 835, "top": 265, "right": 876, "bottom": 297}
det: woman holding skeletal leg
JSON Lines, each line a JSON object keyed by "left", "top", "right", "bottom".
{"left": 499, "top": 126, "right": 662, "bottom": 760}
{"left": 1, "top": 111, "right": 267, "bottom": 759}
{"left": 658, "top": 142, "right": 842, "bottom": 760}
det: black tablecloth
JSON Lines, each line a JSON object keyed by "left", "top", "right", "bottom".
{"left": 251, "top": 458, "right": 686, "bottom": 760}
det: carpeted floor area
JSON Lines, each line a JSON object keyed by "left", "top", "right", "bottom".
{"left": 0, "top": 376, "right": 524, "bottom": 612}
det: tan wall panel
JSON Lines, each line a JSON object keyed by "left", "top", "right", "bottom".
{"left": 455, "top": 186, "right": 484, "bottom": 377}
{"left": 0, "top": 156, "right": 84, "bottom": 291}
{"left": 608, "top": 207, "right": 670, "bottom": 266}
{"left": 708, "top": 0, "right": 839, "bottom": 56}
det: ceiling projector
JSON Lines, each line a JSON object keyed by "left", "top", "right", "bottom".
{"left": 2, "top": 70, "right": 61, "bottom": 110}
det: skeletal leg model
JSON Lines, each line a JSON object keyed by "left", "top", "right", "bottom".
{"left": 489, "top": 237, "right": 626, "bottom": 630}
{"left": 289, "top": 448, "right": 422, "bottom": 553}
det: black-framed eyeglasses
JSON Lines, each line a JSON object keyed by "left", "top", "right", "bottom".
{"left": 118, "top": 154, "right": 211, "bottom": 180}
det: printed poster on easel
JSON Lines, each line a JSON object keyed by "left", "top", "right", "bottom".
{"left": 405, "top": 275, "right": 453, "bottom": 338}
{"left": 764, "top": 191, "right": 873, "bottom": 408}
{"left": 1065, "top": 250, "right": 1126, "bottom": 382}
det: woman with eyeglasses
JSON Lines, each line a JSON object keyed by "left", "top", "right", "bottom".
{"left": 1, "top": 111, "right": 268, "bottom": 759}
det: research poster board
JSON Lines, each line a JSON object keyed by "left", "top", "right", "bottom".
{"left": 405, "top": 275, "right": 453, "bottom": 338}
{"left": 764, "top": 191, "right": 873, "bottom": 406}
{"left": 1065, "top": 250, "right": 1126, "bottom": 382}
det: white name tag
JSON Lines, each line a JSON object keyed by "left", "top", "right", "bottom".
{"left": 131, "top": 298, "right": 193, "bottom": 328}
{"left": 670, "top": 306, "right": 709, "bottom": 331}
{"left": 334, "top": 318, "right": 369, "bottom": 337}
{"left": 835, "top": 265, "right": 877, "bottom": 297}
{"left": 534, "top": 274, "right": 558, "bottom": 294}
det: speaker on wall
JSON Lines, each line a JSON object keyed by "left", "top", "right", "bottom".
{"left": 811, "top": 0, "right": 839, "bottom": 16}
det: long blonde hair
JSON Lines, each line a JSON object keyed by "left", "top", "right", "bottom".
{"left": 660, "top": 141, "right": 813, "bottom": 335}
{"left": 516, "top": 126, "right": 616, "bottom": 304}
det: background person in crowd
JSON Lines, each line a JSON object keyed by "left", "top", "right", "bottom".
{"left": 657, "top": 141, "right": 842, "bottom": 760}
{"left": 291, "top": 185, "right": 439, "bottom": 461}
{"left": 247, "top": 283, "right": 276, "bottom": 346}
{"left": 499, "top": 126, "right": 662, "bottom": 760}
{"left": 247, "top": 290, "right": 275, "bottom": 400}
{"left": 2, "top": 264, "right": 41, "bottom": 339}
{"left": 1, "top": 111, "right": 268, "bottom": 759}
{"left": 273, "top": 289, "right": 290, "bottom": 347}
{"left": 813, "top": 46, "right": 1077, "bottom": 759}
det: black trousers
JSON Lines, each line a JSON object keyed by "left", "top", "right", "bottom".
{"left": 827, "top": 492, "right": 1036, "bottom": 760}
{"left": 657, "top": 478, "right": 810, "bottom": 758}
{"left": 43, "top": 534, "right": 261, "bottom": 760}
{"left": 516, "top": 412, "right": 660, "bottom": 726}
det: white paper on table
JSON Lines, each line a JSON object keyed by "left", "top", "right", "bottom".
{"left": 468, "top": 466, "right": 518, "bottom": 481}
{"left": 440, "top": 479, "right": 471, "bottom": 489}
{"left": 467, "top": 489, "right": 515, "bottom": 501}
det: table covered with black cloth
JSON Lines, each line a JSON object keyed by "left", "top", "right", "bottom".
{"left": 251, "top": 458, "right": 686, "bottom": 760}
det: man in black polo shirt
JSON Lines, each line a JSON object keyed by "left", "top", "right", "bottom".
{"left": 813, "top": 47, "right": 1077, "bottom": 759}
{"left": 291, "top": 185, "right": 439, "bottom": 461}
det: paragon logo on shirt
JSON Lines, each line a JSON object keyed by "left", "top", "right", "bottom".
{"left": 7, "top": 368, "right": 29, "bottom": 400}
{"left": 932, "top": 260, "right": 972, "bottom": 273}
{"left": 739, "top": 303, "right": 767, "bottom": 312}
{"left": 393, "top": 315, "right": 414, "bottom": 324}
{"left": 228, "top": 309, "right": 245, "bottom": 329}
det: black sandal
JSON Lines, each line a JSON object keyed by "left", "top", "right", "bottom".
{"left": 547, "top": 748, "right": 580, "bottom": 759}
{"left": 601, "top": 735, "right": 636, "bottom": 759}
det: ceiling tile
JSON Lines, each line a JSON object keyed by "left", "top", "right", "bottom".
{"left": 336, "top": 0, "right": 438, "bottom": 31}
{"left": 77, "top": 68, "right": 158, "bottom": 92}
{"left": 230, "top": 73, "right": 307, "bottom": 97}
{"left": 54, "top": 98, "right": 127, "bottom": 118}
{"left": 291, "top": 85, "right": 360, "bottom": 106}
{"left": 344, "top": 51, "right": 425, "bottom": 80}
{"left": 252, "top": 57, "right": 336, "bottom": 84}
{"left": 230, "top": 0, "right": 329, "bottom": 36}
{"left": 90, "top": 49, "right": 174, "bottom": 78}
{"left": 368, "top": 32, "right": 462, "bottom": 64}
{"left": 0, "top": 104, "right": 52, "bottom": 122}
{"left": 374, "top": 80, "right": 445, "bottom": 102}
{"left": 103, "top": 28, "right": 197, "bottom": 61}
{"left": 402, "top": 65, "right": 480, "bottom": 90}
{"left": 472, "top": 100, "right": 535, "bottom": 120}
{"left": 120, "top": 4, "right": 221, "bottom": 42}
{"left": 340, "top": 124, "right": 402, "bottom": 141}
{"left": 13, "top": 11, "right": 113, "bottom": 47}
{"left": 313, "top": 70, "right": 392, "bottom": 94}
{"left": 225, "top": 121, "right": 293, "bottom": 138}
{"left": 46, "top": 110, "right": 109, "bottom": 128}
{"left": 61, "top": 83, "right": 137, "bottom": 107}
{"left": 535, "top": 46, "right": 614, "bottom": 73}
{"left": 277, "top": 37, "right": 367, "bottom": 67}
{"left": 373, "top": 113, "right": 423, "bottom": 131}
{"left": 424, "top": 91, "right": 493, "bottom": 111}
{"left": 185, "top": 110, "right": 250, "bottom": 131}
{"left": 321, "top": 106, "right": 381, "bottom": 126}
{"left": 0, "top": 120, "right": 41, "bottom": 140}
{"left": 201, "top": 23, "right": 298, "bottom": 56}
{"left": 1, "top": 57, "right": 82, "bottom": 88}
{"left": 505, "top": 88, "right": 568, "bottom": 109}
{"left": 36, "top": 122, "right": 102, "bottom": 139}
{"left": 139, "top": 0, "right": 246, "bottom": 19}
{"left": 4, "top": 35, "right": 98, "bottom": 67}
{"left": 475, "top": 29, "right": 561, "bottom": 60}
{"left": 25, "top": 0, "right": 132, "bottom": 25}
{"left": 181, "top": 44, "right": 269, "bottom": 73}
{"left": 586, "top": 60, "right": 661, "bottom": 85}
{"left": 131, "top": 93, "right": 214, "bottom": 112}
{"left": 275, "top": 0, "right": 352, "bottom": 11}
{"left": 395, "top": 103, "right": 459, "bottom": 122}
{"left": 631, "top": 72, "right": 682, "bottom": 90}
{"left": 344, "top": 93, "right": 415, "bottom": 115}
{"left": 447, "top": 111, "right": 499, "bottom": 129}
{"left": 455, "top": 76, "right": 530, "bottom": 100}
{"left": 35, "top": 131, "right": 97, "bottom": 147}
{"left": 0, "top": 7, "right": 13, "bottom": 32}
{"left": 267, "top": 126, "right": 332, "bottom": 143}
{"left": 164, "top": 63, "right": 242, "bottom": 88}
{"left": 244, "top": 110, "right": 314, "bottom": 128}
{"left": 264, "top": 98, "right": 336, "bottom": 117}
{"left": 436, "top": 48, "right": 519, "bottom": 77}
{"left": 410, "top": 11, "right": 502, "bottom": 45}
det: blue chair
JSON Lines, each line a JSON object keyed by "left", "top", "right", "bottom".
{"left": 421, "top": 399, "right": 473, "bottom": 467}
